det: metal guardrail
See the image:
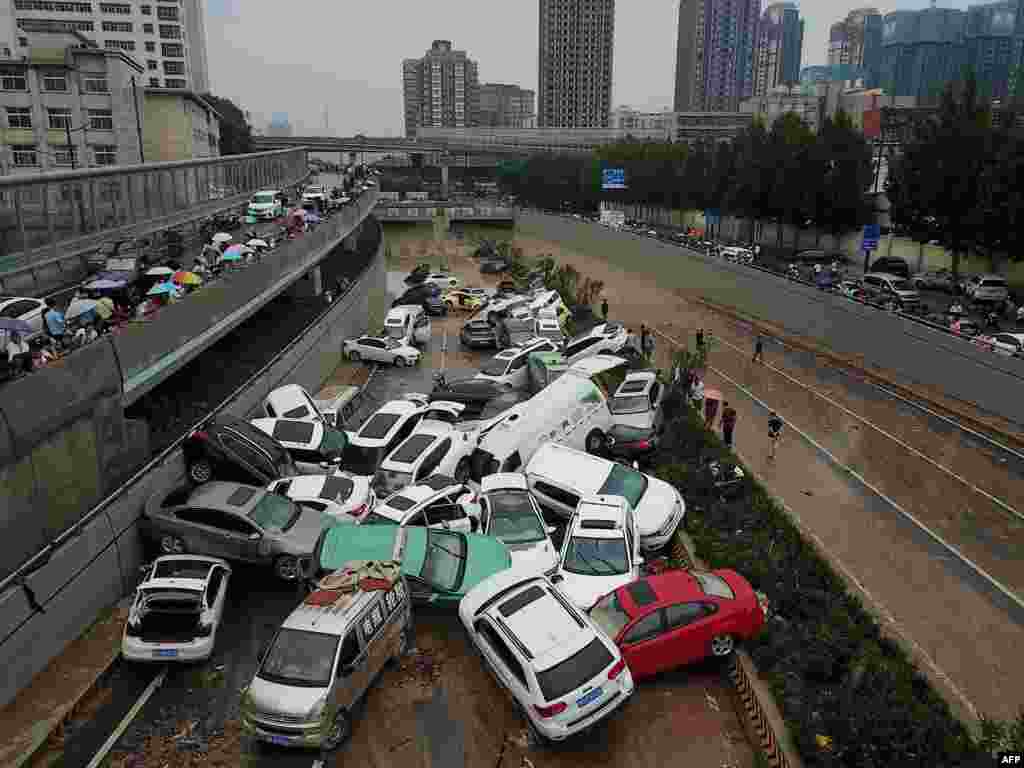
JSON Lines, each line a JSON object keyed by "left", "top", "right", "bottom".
{"left": 0, "top": 212, "right": 383, "bottom": 598}
{"left": 0, "top": 148, "right": 309, "bottom": 278}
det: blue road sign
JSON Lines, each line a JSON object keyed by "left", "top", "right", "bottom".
{"left": 862, "top": 224, "right": 880, "bottom": 251}
{"left": 602, "top": 168, "right": 626, "bottom": 191}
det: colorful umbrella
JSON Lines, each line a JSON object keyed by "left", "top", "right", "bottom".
{"left": 145, "top": 266, "right": 174, "bottom": 277}
{"left": 212, "top": 232, "right": 233, "bottom": 244}
{"left": 173, "top": 270, "right": 202, "bottom": 286}
{"left": 220, "top": 250, "right": 243, "bottom": 262}
{"left": 66, "top": 298, "right": 98, "bottom": 322}
{"left": 246, "top": 238, "right": 269, "bottom": 248}
{"left": 147, "top": 281, "right": 181, "bottom": 297}
{"left": 95, "top": 297, "right": 115, "bottom": 320}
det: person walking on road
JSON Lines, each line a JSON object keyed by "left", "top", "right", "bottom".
{"left": 601, "top": 297, "right": 609, "bottom": 322}
{"left": 753, "top": 333, "right": 765, "bottom": 364}
{"left": 767, "top": 411, "right": 783, "bottom": 461}
{"left": 696, "top": 328, "right": 705, "bottom": 353}
{"left": 640, "top": 325, "right": 652, "bottom": 360}
{"left": 721, "top": 402, "right": 737, "bottom": 449}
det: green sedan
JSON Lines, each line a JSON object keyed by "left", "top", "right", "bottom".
{"left": 311, "top": 524, "right": 511, "bottom": 604}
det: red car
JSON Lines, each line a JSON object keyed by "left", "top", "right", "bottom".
{"left": 589, "top": 569, "right": 766, "bottom": 679}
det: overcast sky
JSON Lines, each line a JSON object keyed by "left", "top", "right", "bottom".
{"left": 204, "top": 0, "right": 970, "bottom": 137}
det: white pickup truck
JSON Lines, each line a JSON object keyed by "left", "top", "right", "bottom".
{"left": 261, "top": 383, "right": 361, "bottom": 428}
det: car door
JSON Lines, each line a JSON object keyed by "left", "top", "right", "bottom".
{"left": 413, "top": 439, "right": 450, "bottom": 483}
{"left": 664, "top": 601, "right": 721, "bottom": 666}
{"left": 220, "top": 432, "right": 276, "bottom": 484}
{"left": 172, "top": 508, "right": 238, "bottom": 560}
{"left": 474, "top": 619, "right": 531, "bottom": 707}
{"left": 648, "top": 382, "right": 664, "bottom": 432}
{"left": 618, "top": 609, "right": 668, "bottom": 678}
{"left": 413, "top": 313, "right": 431, "bottom": 344}
{"left": 203, "top": 565, "right": 230, "bottom": 627}
{"left": 214, "top": 509, "right": 265, "bottom": 562}
{"left": 331, "top": 628, "right": 366, "bottom": 714}
{"left": 365, "top": 338, "right": 388, "bottom": 363}
{"left": 507, "top": 353, "right": 529, "bottom": 388}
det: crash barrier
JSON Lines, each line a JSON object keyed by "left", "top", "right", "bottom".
{"left": 518, "top": 212, "right": 1024, "bottom": 428}
{"left": 375, "top": 204, "right": 515, "bottom": 223}
{"left": 730, "top": 653, "right": 799, "bottom": 768}
{"left": 0, "top": 148, "right": 309, "bottom": 284}
{"left": 116, "top": 188, "right": 379, "bottom": 403}
{"left": 0, "top": 216, "right": 385, "bottom": 709}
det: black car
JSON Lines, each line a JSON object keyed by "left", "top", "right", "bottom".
{"left": 183, "top": 417, "right": 298, "bottom": 486}
{"left": 430, "top": 378, "right": 518, "bottom": 419}
{"left": 480, "top": 257, "right": 510, "bottom": 274}
{"left": 869, "top": 256, "right": 910, "bottom": 279}
{"left": 393, "top": 284, "right": 448, "bottom": 316}
{"left": 460, "top": 319, "right": 499, "bottom": 349}
{"left": 599, "top": 424, "right": 660, "bottom": 467}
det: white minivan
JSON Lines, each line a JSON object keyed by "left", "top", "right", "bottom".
{"left": 469, "top": 355, "right": 629, "bottom": 478}
{"left": 384, "top": 305, "right": 431, "bottom": 346}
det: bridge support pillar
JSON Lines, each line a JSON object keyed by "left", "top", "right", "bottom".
{"left": 440, "top": 165, "right": 449, "bottom": 199}
{"left": 288, "top": 265, "right": 323, "bottom": 299}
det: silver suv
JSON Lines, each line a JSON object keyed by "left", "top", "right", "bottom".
{"left": 862, "top": 273, "right": 920, "bottom": 310}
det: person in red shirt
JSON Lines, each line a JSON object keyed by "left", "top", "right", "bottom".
{"left": 721, "top": 402, "right": 738, "bottom": 448}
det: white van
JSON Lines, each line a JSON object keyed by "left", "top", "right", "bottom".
{"left": 469, "top": 355, "right": 629, "bottom": 478}
{"left": 523, "top": 442, "right": 684, "bottom": 552}
{"left": 384, "top": 305, "right": 431, "bottom": 346}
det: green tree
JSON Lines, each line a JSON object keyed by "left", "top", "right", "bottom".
{"left": 201, "top": 93, "right": 253, "bottom": 155}
{"left": 813, "top": 109, "right": 874, "bottom": 248}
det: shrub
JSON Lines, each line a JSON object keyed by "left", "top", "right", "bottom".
{"left": 653, "top": 407, "right": 1013, "bottom": 766}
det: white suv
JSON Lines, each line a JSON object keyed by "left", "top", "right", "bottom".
{"left": 341, "top": 395, "right": 428, "bottom": 477}
{"left": 550, "top": 496, "right": 642, "bottom": 610}
{"left": 562, "top": 323, "right": 629, "bottom": 365}
{"left": 475, "top": 337, "right": 560, "bottom": 389}
{"left": 459, "top": 568, "right": 634, "bottom": 743}
{"left": 361, "top": 474, "right": 479, "bottom": 533}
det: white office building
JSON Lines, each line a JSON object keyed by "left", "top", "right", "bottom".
{"left": 0, "top": 0, "right": 209, "bottom": 92}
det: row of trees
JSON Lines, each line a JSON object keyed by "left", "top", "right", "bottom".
{"left": 886, "top": 76, "right": 1024, "bottom": 275}
{"left": 497, "top": 111, "right": 875, "bottom": 246}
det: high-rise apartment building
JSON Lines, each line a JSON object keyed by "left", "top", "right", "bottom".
{"left": 879, "top": 6, "right": 967, "bottom": 101}
{"left": 0, "top": 0, "right": 209, "bottom": 91}
{"left": 537, "top": 0, "right": 615, "bottom": 128}
{"left": 965, "top": 0, "right": 1020, "bottom": 101}
{"left": 753, "top": 2, "right": 804, "bottom": 97}
{"left": 402, "top": 39, "right": 479, "bottom": 138}
{"left": 674, "top": 0, "right": 760, "bottom": 112}
{"left": 479, "top": 83, "right": 536, "bottom": 128}
{"left": 828, "top": 8, "right": 883, "bottom": 87}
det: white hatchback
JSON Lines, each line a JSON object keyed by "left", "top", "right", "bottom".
{"left": 266, "top": 474, "right": 375, "bottom": 521}
{"left": 479, "top": 474, "right": 558, "bottom": 574}
{"left": 459, "top": 567, "right": 633, "bottom": 744}
{"left": 343, "top": 335, "right": 421, "bottom": 367}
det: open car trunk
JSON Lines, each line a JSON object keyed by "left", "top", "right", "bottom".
{"left": 137, "top": 591, "right": 204, "bottom": 643}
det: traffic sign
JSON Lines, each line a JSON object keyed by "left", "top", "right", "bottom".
{"left": 862, "top": 224, "right": 880, "bottom": 251}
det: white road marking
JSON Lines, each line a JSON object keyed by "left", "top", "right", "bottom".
{"left": 85, "top": 667, "right": 167, "bottom": 768}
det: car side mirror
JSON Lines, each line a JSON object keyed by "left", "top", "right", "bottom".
{"left": 249, "top": 532, "right": 261, "bottom": 540}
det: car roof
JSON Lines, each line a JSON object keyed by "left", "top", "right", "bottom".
{"left": 526, "top": 443, "right": 611, "bottom": 494}
{"left": 284, "top": 561, "right": 402, "bottom": 633}
{"left": 186, "top": 481, "right": 266, "bottom": 513}
{"left": 615, "top": 372, "right": 655, "bottom": 396}
{"left": 864, "top": 272, "right": 906, "bottom": 281}
{"left": 571, "top": 496, "right": 628, "bottom": 538}
{"left": 481, "top": 473, "right": 529, "bottom": 493}
{"left": 271, "top": 475, "right": 332, "bottom": 498}
{"left": 567, "top": 354, "right": 627, "bottom": 377}
{"left": 497, "top": 583, "right": 594, "bottom": 669}
{"left": 250, "top": 418, "right": 322, "bottom": 448}
{"left": 618, "top": 570, "right": 707, "bottom": 616}
{"left": 381, "top": 432, "right": 439, "bottom": 468}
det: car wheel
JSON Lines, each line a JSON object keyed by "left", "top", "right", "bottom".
{"left": 159, "top": 535, "right": 185, "bottom": 555}
{"left": 275, "top": 555, "right": 300, "bottom": 581}
{"left": 585, "top": 429, "right": 605, "bottom": 455}
{"left": 348, "top": 349, "right": 361, "bottom": 362}
{"left": 188, "top": 459, "right": 213, "bottom": 484}
{"left": 321, "top": 709, "right": 352, "bottom": 751}
{"left": 710, "top": 634, "right": 735, "bottom": 657}
{"left": 394, "top": 356, "right": 406, "bottom": 367}
{"left": 454, "top": 458, "right": 471, "bottom": 483}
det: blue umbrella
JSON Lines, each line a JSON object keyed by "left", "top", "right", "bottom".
{"left": 147, "top": 281, "right": 180, "bottom": 297}
{"left": 304, "top": 211, "right": 321, "bottom": 224}
{"left": 66, "top": 298, "right": 98, "bottom": 323}
{"left": 0, "top": 317, "right": 33, "bottom": 333}
{"left": 85, "top": 278, "right": 127, "bottom": 292}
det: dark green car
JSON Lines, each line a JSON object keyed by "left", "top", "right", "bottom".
{"left": 311, "top": 524, "right": 512, "bottom": 604}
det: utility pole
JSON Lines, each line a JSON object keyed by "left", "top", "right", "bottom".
{"left": 65, "top": 119, "right": 76, "bottom": 169}
{"left": 131, "top": 76, "right": 145, "bottom": 163}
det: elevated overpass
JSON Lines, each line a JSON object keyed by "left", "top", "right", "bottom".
{"left": 252, "top": 133, "right": 591, "bottom": 156}
{"left": 376, "top": 200, "right": 515, "bottom": 223}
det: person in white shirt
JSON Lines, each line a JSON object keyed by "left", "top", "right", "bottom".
{"left": 6, "top": 332, "right": 32, "bottom": 372}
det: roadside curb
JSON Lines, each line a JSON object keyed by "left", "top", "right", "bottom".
{"left": 7, "top": 598, "right": 130, "bottom": 768}
{"left": 671, "top": 529, "right": 804, "bottom": 768}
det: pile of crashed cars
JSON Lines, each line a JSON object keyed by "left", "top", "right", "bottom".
{"left": 126, "top": 272, "right": 767, "bottom": 752}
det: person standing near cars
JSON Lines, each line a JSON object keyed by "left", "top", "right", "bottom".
{"left": 43, "top": 298, "right": 66, "bottom": 347}
{"left": 768, "top": 411, "right": 783, "bottom": 461}
{"left": 601, "top": 297, "right": 609, "bottom": 321}
{"left": 753, "top": 333, "right": 765, "bottom": 364}
{"left": 721, "top": 402, "right": 738, "bottom": 448}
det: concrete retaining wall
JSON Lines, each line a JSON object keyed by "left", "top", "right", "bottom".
{"left": 0, "top": 222, "right": 385, "bottom": 709}
{"left": 518, "top": 212, "right": 1024, "bottom": 428}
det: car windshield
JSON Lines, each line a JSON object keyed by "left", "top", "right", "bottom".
{"left": 562, "top": 536, "right": 628, "bottom": 576}
{"left": 480, "top": 358, "right": 510, "bottom": 376}
{"left": 536, "top": 638, "right": 614, "bottom": 702}
{"left": 694, "top": 572, "right": 735, "bottom": 599}
{"left": 340, "top": 443, "right": 386, "bottom": 476}
{"left": 252, "top": 193, "right": 274, "bottom": 204}
{"left": 259, "top": 628, "right": 339, "bottom": 688}
{"left": 485, "top": 490, "right": 546, "bottom": 544}
{"left": 420, "top": 529, "right": 467, "bottom": 591}
{"left": 372, "top": 469, "right": 413, "bottom": 496}
{"left": 596, "top": 464, "right": 649, "bottom": 509}
{"left": 384, "top": 338, "right": 403, "bottom": 350}
{"left": 590, "top": 591, "right": 633, "bottom": 638}
{"left": 890, "top": 279, "right": 912, "bottom": 291}
{"left": 318, "top": 428, "right": 348, "bottom": 457}
{"left": 248, "top": 493, "right": 301, "bottom": 532}
{"left": 608, "top": 395, "right": 650, "bottom": 415}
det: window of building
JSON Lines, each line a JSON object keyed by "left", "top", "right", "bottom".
{"left": 148, "top": 77, "right": 159, "bottom": 86}
{"left": 1, "top": 68, "right": 27, "bottom": 91}
{"left": 101, "top": 20, "right": 131, "bottom": 32}
{"left": 42, "top": 73, "right": 68, "bottom": 91}
{"left": 158, "top": 24, "right": 180, "bottom": 38}
{"left": 12, "top": 145, "right": 38, "bottom": 167}
{"left": 53, "top": 144, "right": 76, "bottom": 166}
{"left": 164, "top": 78, "right": 186, "bottom": 89}
{"left": 93, "top": 144, "right": 117, "bottom": 165}
{"left": 143, "top": 22, "right": 153, "bottom": 33}
{"left": 99, "top": 2, "right": 129, "bottom": 12}
{"left": 47, "top": 107, "right": 72, "bottom": 129}
{"left": 140, "top": 3, "right": 150, "bottom": 12}
{"left": 162, "top": 60, "right": 184, "bottom": 75}
{"left": 161, "top": 42, "right": 183, "bottom": 57}
{"left": 5, "top": 107, "right": 32, "bottom": 129}
{"left": 104, "top": 39, "right": 135, "bottom": 51}
{"left": 144, "top": 41, "right": 155, "bottom": 52}
{"left": 13, "top": 0, "right": 92, "bottom": 10}
{"left": 147, "top": 59, "right": 157, "bottom": 70}
{"left": 88, "top": 108, "right": 112, "bottom": 130}
{"left": 82, "top": 76, "right": 108, "bottom": 93}
{"left": 156, "top": 4, "right": 177, "bottom": 20}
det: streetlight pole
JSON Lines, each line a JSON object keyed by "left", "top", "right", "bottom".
{"left": 131, "top": 76, "right": 145, "bottom": 163}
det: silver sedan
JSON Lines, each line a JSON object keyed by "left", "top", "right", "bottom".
{"left": 343, "top": 335, "right": 421, "bottom": 366}
{"left": 142, "top": 481, "right": 347, "bottom": 580}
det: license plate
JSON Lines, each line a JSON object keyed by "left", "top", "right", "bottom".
{"left": 153, "top": 649, "right": 178, "bottom": 658}
{"left": 268, "top": 735, "right": 292, "bottom": 746}
{"left": 577, "top": 687, "right": 603, "bottom": 707}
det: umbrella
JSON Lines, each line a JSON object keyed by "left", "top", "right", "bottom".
{"left": 66, "top": 298, "right": 98, "bottom": 322}
{"left": 85, "top": 278, "right": 127, "bottom": 291}
{"left": 96, "top": 297, "right": 115, "bottom": 320}
{"left": 147, "top": 281, "right": 181, "bottom": 297}
{"left": 173, "top": 270, "right": 202, "bottom": 286}
{"left": 145, "top": 266, "right": 174, "bottom": 277}
{"left": 0, "top": 317, "right": 33, "bottom": 333}
{"left": 212, "top": 232, "right": 233, "bottom": 244}
{"left": 220, "top": 250, "right": 244, "bottom": 262}
{"left": 246, "top": 238, "right": 269, "bottom": 248}
{"left": 303, "top": 211, "right": 321, "bottom": 224}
